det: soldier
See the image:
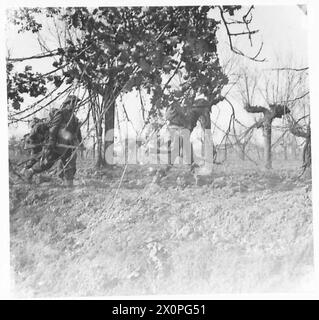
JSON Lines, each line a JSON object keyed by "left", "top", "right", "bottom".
{"left": 165, "top": 100, "right": 192, "bottom": 166}
{"left": 25, "top": 95, "right": 82, "bottom": 186}
{"left": 188, "top": 99, "right": 216, "bottom": 173}
{"left": 49, "top": 107, "right": 59, "bottom": 120}
{"left": 165, "top": 97, "right": 211, "bottom": 168}
{"left": 24, "top": 117, "right": 49, "bottom": 170}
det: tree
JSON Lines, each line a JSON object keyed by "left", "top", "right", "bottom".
{"left": 289, "top": 119, "right": 310, "bottom": 171}
{"left": 238, "top": 61, "right": 308, "bottom": 170}
{"left": 7, "top": 6, "right": 263, "bottom": 167}
{"left": 244, "top": 103, "right": 290, "bottom": 168}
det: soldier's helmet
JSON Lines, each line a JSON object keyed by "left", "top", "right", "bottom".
{"left": 193, "top": 98, "right": 210, "bottom": 109}
{"left": 62, "top": 95, "right": 81, "bottom": 109}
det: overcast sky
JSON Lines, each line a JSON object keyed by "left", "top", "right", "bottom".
{"left": 6, "top": 5, "right": 308, "bottom": 144}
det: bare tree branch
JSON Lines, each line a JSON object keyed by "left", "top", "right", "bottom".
{"left": 266, "top": 67, "right": 309, "bottom": 72}
{"left": 7, "top": 50, "right": 59, "bottom": 62}
{"left": 218, "top": 6, "right": 266, "bottom": 62}
{"left": 244, "top": 104, "right": 268, "bottom": 114}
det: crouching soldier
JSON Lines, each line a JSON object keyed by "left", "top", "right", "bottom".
{"left": 24, "top": 117, "right": 49, "bottom": 170}
{"left": 25, "top": 95, "right": 82, "bottom": 187}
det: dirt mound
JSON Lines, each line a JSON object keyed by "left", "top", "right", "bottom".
{"left": 10, "top": 161, "right": 313, "bottom": 297}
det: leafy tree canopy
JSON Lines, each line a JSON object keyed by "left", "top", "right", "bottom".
{"left": 7, "top": 6, "right": 244, "bottom": 114}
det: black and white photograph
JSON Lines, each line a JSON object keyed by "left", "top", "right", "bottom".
{"left": 1, "top": 1, "right": 318, "bottom": 299}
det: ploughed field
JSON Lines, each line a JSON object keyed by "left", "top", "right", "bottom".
{"left": 9, "top": 158, "right": 313, "bottom": 297}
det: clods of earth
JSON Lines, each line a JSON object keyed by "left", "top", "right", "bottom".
{"left": 9, "top": 160, "right": 313, "bottom": 297}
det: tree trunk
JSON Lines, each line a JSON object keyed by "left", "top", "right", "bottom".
{"left": 199, "top": 112, "right": 213, "bottom": 172}
{"left": 96, "top": 138, "right": 104, "bottom": 167}
{"left": 92, "top": 135, "right": 96, "bottom": 160}
{"left": 288, "top": 122, "right": 311, "bottom": 173}
{"left": 201, "top": 136, "right": 205, "bottom": 158}
{"left": 103, "top": 100, "right": 115, "bottom": 166}
{"left": 245, "top": 104, "right": 291, "bottom": 167}
{"left": 263, "top": 120, "right": 272, "bottom": 169}
{"left": 157, "top": 135, "right": 161, "bottom": 164}
{"left": 96, "top": 122, "right": 106, "bottom": 168}
{"left": 291, "top": 136, "right": 298, "bottom": 160}
{"left": 303, "top": 136, "right": 311, "bottom": 169}
{"left": 124, "top": 137, "right": 129, "bottom": 164}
